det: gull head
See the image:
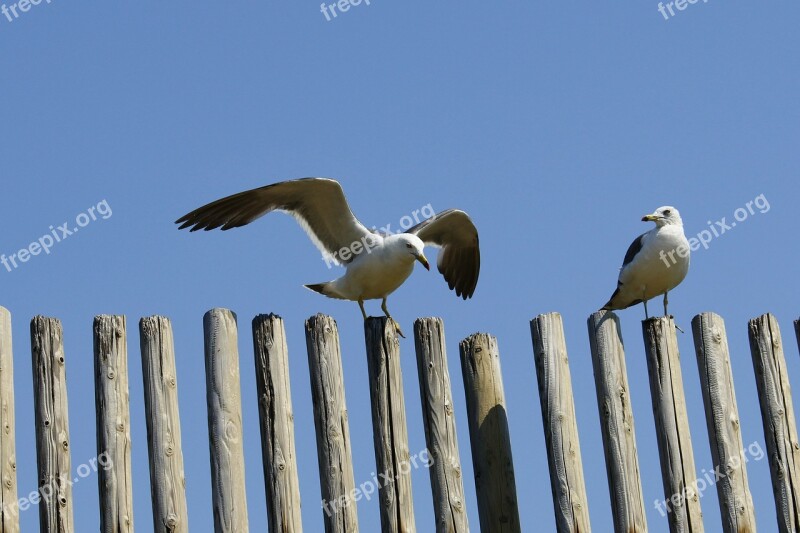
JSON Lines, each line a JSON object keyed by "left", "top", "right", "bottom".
{"left": 642, "top": 206, "right": 683, "bottom": 227}
{"left": 394, "top": 234, "right": 430, "bottom": 270}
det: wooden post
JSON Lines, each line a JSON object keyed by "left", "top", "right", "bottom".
{"left": 252, "top": 314, "right": 303, "bottom": 533}
{"left": 94, "top": 315, "right": 134, "bottom": 533}
{"left": 31, "top": 316, "right": 74, "bottom": 533}
{"left": 204, "top": 309, "right": 249, "bottom": 532}
{"left": 364, "top": 317, "right": 416, "bottom": 533}
{"left": 413, "top": 318, "right": 469, "bottom": 533}
{"left": 642, "top": 317, "right": 703, "bottom": 532}
{"left": 304, "top": 314, "right": 358, "bottom": 532}
{"left": 586, "top": 311, "right": 647, "bottom": 533}
{"left": 139, "top": 316, "right": 189, "bottom": 533}
{"left": 691, "top": 313, "right": 756, "bottom": 532}
{"left": 748, "top": 313, "right": 800, "bottom": 532}
{"left": 0, "top": 307, "right": 19, "bottom": 533}
{"left": 459, "top": 333, "right": 521, "bottom": 533}
{"left": 530, "top": 313, "right": 591, "bottom": 533}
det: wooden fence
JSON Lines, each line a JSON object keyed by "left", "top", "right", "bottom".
{"left": 0, "top": 304, "right": 798, "bottom": 532}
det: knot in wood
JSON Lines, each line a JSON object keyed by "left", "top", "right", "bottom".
{"left": 107, "top": 369, "right": 116, "bottom": 380}
{"left": 166, "top": 513, "right": 179, "bottom": 527}
{"left": 44, "top": 418, "right": 51, "bottom": 427}
{"left": 165, "top": 444, "right": 175, "bottom": 457}
{"left": 58, "top": 356, "right": 65, "bottom": 365}
{"left": 4, "top": 475, "right": 12, "bottom": 489}
{"left": 61, "top": 440, "right": 69, "bottom": 450}
{"left": 59, "top": 495, "right": 67, "bottom": 507}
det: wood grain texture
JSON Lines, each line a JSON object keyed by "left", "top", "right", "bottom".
{"left": 94, "top": 315, "right": 134, "bottom": 533}
{"left": 642, "top": 317, "right": 703, "bottom": 533}
{"left": 305, "top": 314, "right": 358, "bottom": 533}
{"left": 691, "top": 313, "right": 755, "bottom": 533}
{"left": 139, "top": 316, "right": 189, "bottom": 533}
{"left": 31, "top": 316, "right": 74, "bottom": 533}
{"left": 748, "top": 313, "right": 800, "bottom": 533}
{"left": 204, "top": 309, "right": 249, "bottom": 532}
{"left": 364, "top": 317, "right": 416, "bottom": 533}
{"left": 252, "top": 314, "right": 303, "bottom": 533}
{"left": 0, "top": 307, "right": 18, "bottom": 533}
{"left": 413, "top": 318, "right": 469, "bottom": 533}
{"left": 586, "top": 311, "right": 647, "bottom": 533}
{"left": 530, "top": 313, "right": 591, "bottom": 533}
{"left": 459, "top": 333, "right": 520, "bottom": 533}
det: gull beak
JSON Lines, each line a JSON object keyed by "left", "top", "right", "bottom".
{"left": 416, "top": 254, "right": 430, "bottom": 271}
{"left": 642, "top": 213, "right": 660, "bottom": 222}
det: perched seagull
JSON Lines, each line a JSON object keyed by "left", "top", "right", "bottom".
{"left": 602, "top": 206, "right": 690, "bottom": 319}
{"left": 176, "top": 178, "right": 480, "bottom": 335}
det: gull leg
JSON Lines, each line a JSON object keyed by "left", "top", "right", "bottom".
{"left": 663, "top": 292, "right": 669, "bottom": 317}
{"left": 381, "top": 298, "right": 405, "bottom": 338}
{"left": 643, "top": 300, "right": 649, "bottom": 320}
{"left": 359, "top": 299, "right": 367, "bottom": 321}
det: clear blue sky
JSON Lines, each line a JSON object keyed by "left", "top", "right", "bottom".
{"left": 1, "top": 1, "right": 798, "bottom": 531}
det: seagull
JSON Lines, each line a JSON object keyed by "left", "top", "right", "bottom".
{"left": 175, "top": 178, "right": 480, "bottom": 335}
{"left": 602, "top": 206, "right": 690, "bottom": 319}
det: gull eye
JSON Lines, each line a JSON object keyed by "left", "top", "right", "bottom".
{"left": 406, "top": 243, "right": 413, "bottom": 249}
{"left": 663, "top": 209, "right": 672, "bottom": 216}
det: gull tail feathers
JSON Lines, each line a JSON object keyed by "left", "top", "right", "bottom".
{"left": 304, "top": 282, "right": 346, "bottom": 300}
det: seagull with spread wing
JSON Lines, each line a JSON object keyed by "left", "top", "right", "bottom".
{"left": 176, "top": 178, "right": 480, "bottom": 335}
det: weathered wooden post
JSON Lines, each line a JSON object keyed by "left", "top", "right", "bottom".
{"left": 305, "top": 314, "right": 358, "bottom": 532}
{"left": 139, "top": 316, "right": 189, "bottom": 533}
{"left": 586, "top": 311, "right": 647, "bottom": 533}
{"left": 459, "top": 332, "right": 521, "bottom": 533}
{"left": 204, "top": 309, "right": 249, "bottom": 532}
{"left": 0, "top": 307, "right": 19, "bottom": 533}
{"left": 94, "top": 315, "right": 134, "bottom": 533}
{"left": 364, "top": 317, "right": 416, "bottom": 533}
{"left": 642, "top": 317, "right": 703, "bottom": 532}
{"left": 692, "top": 313, "right": 756, "bottom": 532}
{"left": 748, "top": 313, "right": 800, "bottom": 533}
{"left": 31, "top": 316, "right": 74, "bottom": 533}
{"left": 530, "top": 312, "right": 591, "bottom": 533}
{"left": 252, "top": 313, "right": 303, "bottom": 533}
{"left": 413, "top": 318, "right": 468, "bottom": 533}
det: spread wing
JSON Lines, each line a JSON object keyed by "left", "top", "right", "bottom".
{"left": 406, "top": 209, "right": 480, "bottom": 299}
{"left": 175, "top": 178, "right": 375, "bottom": 264}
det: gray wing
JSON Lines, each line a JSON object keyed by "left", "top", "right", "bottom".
{"left": 406, "top": 209, "right": 480, "bottom": 299}
{"left": 621, "top": 232, "right": 647, "bottom": 268}
{"left": 176, "top": 178, "right": 374, "bottom": 264}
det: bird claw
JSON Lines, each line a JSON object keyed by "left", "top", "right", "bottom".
{"left": 390, "top": 318, "right": 406, "bottom": 338}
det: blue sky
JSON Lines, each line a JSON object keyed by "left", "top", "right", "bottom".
{"left": 1, "top": 1, "right": 798, "bottom": 531}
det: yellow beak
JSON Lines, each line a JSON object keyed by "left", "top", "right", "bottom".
{"left": 642, "top": 214, "right": 660, "bottom": 222}
{"left": 416, "top": 254, "right": 430, "bottom": 270}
